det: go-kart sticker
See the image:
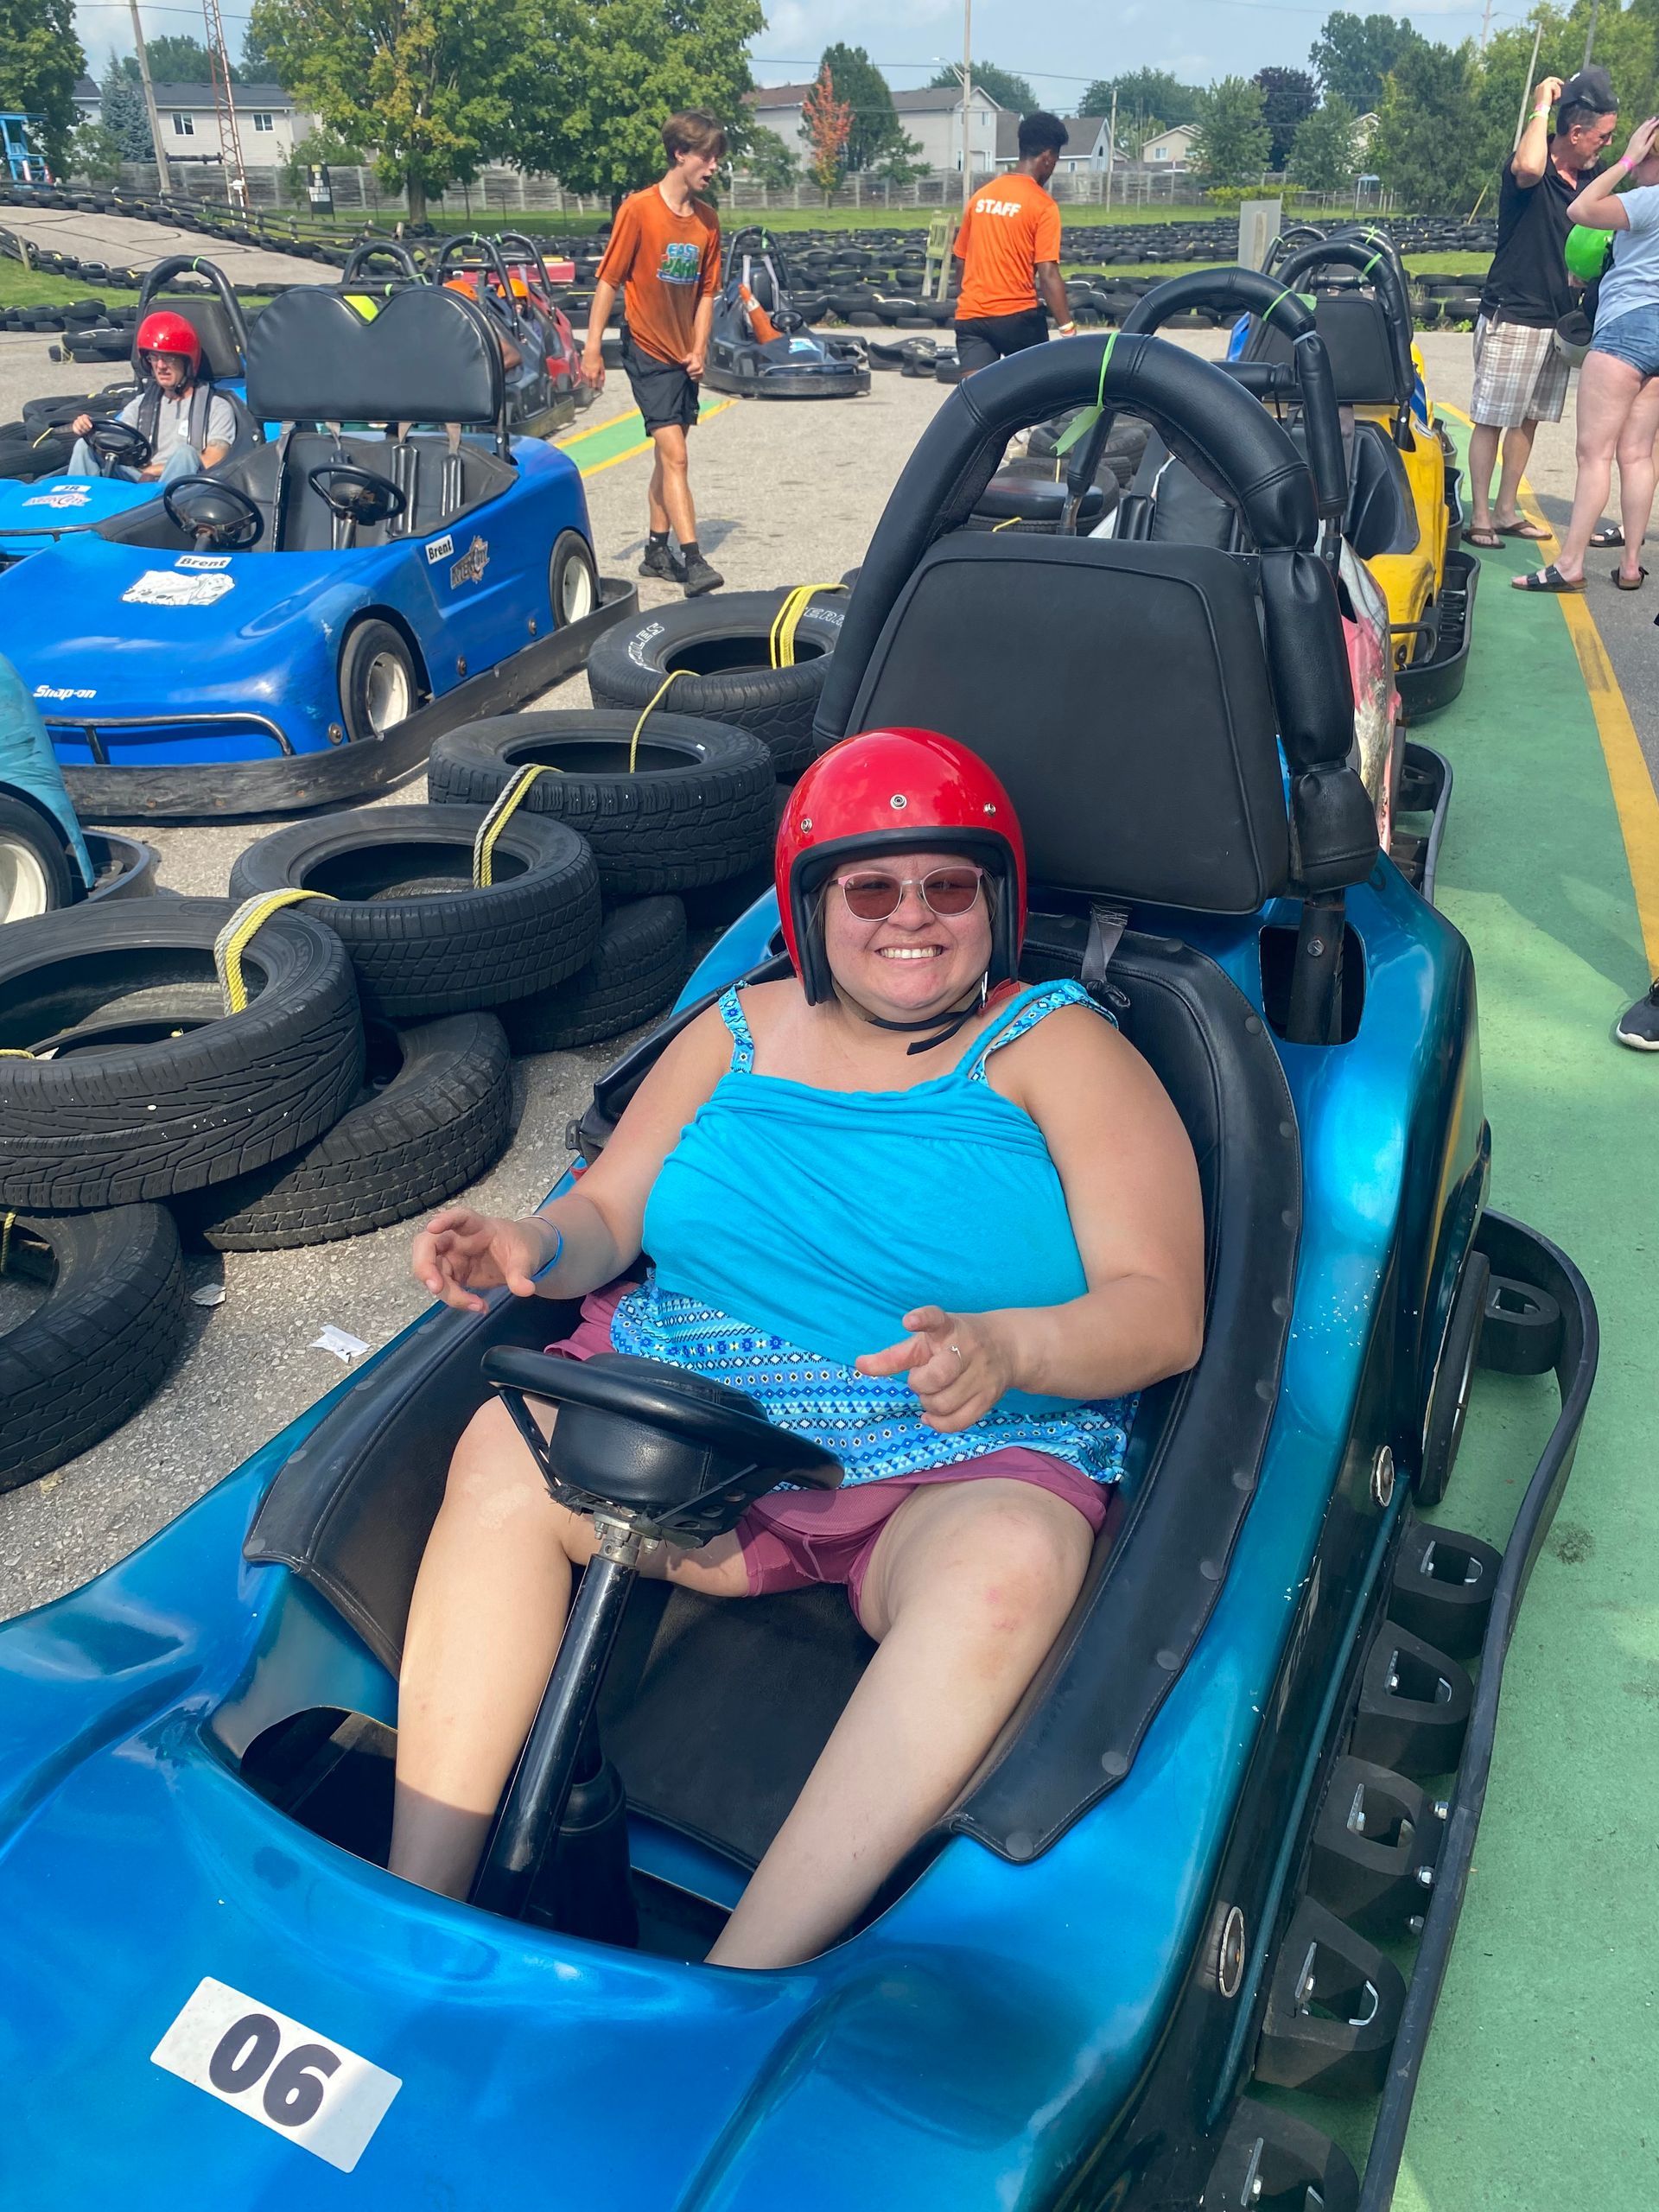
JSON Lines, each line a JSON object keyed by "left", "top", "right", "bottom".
{"left": 448, "top": 536, "right": 490, "bottom": 588}
{"left": 122, "top": 569, "right": 235, "bottom": 607}
{"left": 34, "top": 682, "right": 96, "bottom": 700}
{"left": 21, "top": 485, "right": 90, "bottom": 509}
{"left": 788, "top": 339, "right": 817, "bottom": 353}
{"left": 176, "top": 553, "right": 232, "bottom": 570}
{"left": 424, "top": 532, "right": 455, "bottom": 564}
{"left": 151, "top": 1977, "right": 400, "bottom": 2173}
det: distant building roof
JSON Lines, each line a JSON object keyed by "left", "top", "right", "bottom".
{"left": 744, "top": 83, "right": 817, "bottom": 108}
{"left": 147, "top": 82, "right": 295, "bottom": 108}
{"left": 892, "top": 85, "right": 1002, "bottom": 112}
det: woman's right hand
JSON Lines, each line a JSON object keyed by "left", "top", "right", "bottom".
{"left": 412, "top": 1208, "right": 552, "bottom": 1312}
{"left": 1625, "top": 116, "right": 1659, "bottom": 165}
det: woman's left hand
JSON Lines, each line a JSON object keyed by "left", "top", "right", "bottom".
{"left": 855, "top": 1306, "right": 1016, "bottom": 1433}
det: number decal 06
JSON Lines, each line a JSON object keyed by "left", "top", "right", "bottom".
{"left": 152, "top": 1978, "right": 401, "bottom": 2173}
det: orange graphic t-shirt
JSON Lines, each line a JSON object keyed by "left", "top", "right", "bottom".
{"left": 596, "top": 186, "right": 721, "bottom": 366}
{"left": 952, "top": 171, "right": 1062, "bottom": 321}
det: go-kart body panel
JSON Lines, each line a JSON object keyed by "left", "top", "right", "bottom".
{"left": 0, "top": 856, "right": 1510, "bottom": 2207}
{"left": 0, "top": 435, "right": 592, "bottom": 772}
{"left": 0, "top": 471, "right": 168, "bottom": 563}
{"left": 0, "top": 649, "right": 92, "bottom": 887}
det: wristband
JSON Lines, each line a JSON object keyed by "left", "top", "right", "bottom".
{"left": 535, "top": 1217, "right": 564, "bottom": 1274}
{"left": 1057, "top": 321, "right": 1077, "bottom": 334}
{"left": 1618, "top": 153, "right": 1637, "bottom": 172}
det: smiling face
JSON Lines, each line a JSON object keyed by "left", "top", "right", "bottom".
{"left": 820, "top": 845, "right": 994, "bottom": 1023}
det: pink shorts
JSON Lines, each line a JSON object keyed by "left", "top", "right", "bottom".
{"left": 547, "top": 1282, "right": 1111, "bottom": 1626}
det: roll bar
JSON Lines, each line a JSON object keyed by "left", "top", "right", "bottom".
{"left": 136, "top": 253, "right": 250, "bottom": 362}
{"left": 1271, "top": 235, "right": 1416, "bottom": 440}
{"left": 340, "top": 238, "right": 426, "bottom": 289}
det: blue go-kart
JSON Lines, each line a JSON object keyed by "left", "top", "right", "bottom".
{"left": 0, "top": 334, "right": 1595, "bottom": 2208}
{"left": 0, "top": 280, "right": 632, "bottom": 820}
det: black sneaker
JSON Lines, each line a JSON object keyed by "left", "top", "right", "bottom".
{"left": 1615, "top": 982, "right": 1659, "bottom": 1050}
{"left": 638, "top": 540, "right": 679, "bottom": 581}
{"left": 680, "top": 551, "right": 723, "bottom": 597}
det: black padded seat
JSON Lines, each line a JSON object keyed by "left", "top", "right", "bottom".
{"left": 843, "top": 532, "right": 1291, "bottom": 914}
{"left": 269, "top": 429, "right": 513, "bottom": 553}
{"left": 1116, "top": 432, "right": 1242, "bottom": 551}
{"left": 1249, "top": 290, "right": 1400, "bottom": 411}
{"left": 174, "top": 297, "right": 245, "bottom": 384}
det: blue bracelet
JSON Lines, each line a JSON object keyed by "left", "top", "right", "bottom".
{"left": 537, "top": 1219, "right": 564, "bottom": 1274}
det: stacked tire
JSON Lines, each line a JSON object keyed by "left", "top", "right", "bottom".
{"left": 425, "top": 708, "right": 774, "bottom": 1051}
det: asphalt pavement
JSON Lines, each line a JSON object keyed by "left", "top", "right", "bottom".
{"left": 0, "top": 201, "right": 326, "bottom": 286}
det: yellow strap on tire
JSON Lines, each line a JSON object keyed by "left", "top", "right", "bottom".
{"left": 628, "top": 668, "right": 686, "bottom": 771}
{"left": 214, "top": 888, "right": 334, "bottom": 1014}
{"left": 0, "top": 1211, "right": 15, "bottom": 1276}
{"left": 474, "top": 763, "right": 561, "bottom": 887}
{"left": 769, "top": 582, "right": 848, "bottom": 669}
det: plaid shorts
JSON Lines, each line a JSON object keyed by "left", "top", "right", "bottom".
{"left": 1471, "top": 314, "right": 1570, "bottom": 428}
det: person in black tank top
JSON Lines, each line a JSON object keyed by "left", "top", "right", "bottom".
{"left": 1468, "top": 67, "right": 1618, "bottom": 548}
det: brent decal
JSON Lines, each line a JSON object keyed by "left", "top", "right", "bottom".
{"left": 176, "top": 553, "right": 232, "bottom": 570}
{"left": 449, "top": 536, "right": 490, "bottom": 588}
{"left": 425, "top": 532, "right": 455, "bottom": 565}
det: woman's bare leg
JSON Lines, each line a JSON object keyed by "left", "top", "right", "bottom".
{"left": 706, "top": 1479, "right": 1093, "bottom": 1970}
{"left": 1540, "top": 352, "right": 1644, "bottom": 583}
{"left": 390, "top": 1397, "right": 750, "bottom": 1900}
{"left": 1613, "top": 376, "right": 1659, "bottom": 582}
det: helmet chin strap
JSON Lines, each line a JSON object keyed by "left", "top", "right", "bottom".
{"left": 838, "top": 972, "right": 989, "bottom": 1055}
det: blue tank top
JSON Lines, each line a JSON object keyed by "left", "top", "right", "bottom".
{"left": 611, "top": 980, "right": 1135, "bottom": 1487}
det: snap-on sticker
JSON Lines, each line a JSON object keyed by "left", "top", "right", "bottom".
{"left": 425, "top": 533, "right": 454, "bottom": 564}
{"left": 448, "top": 536, "right": 489, "bottom": 588}
{"left": 121, "top": 569, "right": 235, "bottom": 607}
{"left": 151, "top": 1977, "right": 400, "bottom": 2173}
{"left": 175, "top": 553, "right": 231, "bottom": 570}
{"left": 34, "top": 683, "right": 96, "bottom": 701}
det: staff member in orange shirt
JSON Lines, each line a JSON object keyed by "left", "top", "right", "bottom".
{"left": 585, "top": 111, "right": 725, "bottom": 596}
{"left": 952, "top": 111, "right": 1077, "bottom": 374}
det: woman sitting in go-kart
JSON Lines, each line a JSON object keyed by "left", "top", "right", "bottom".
{"left": 397, "top": 728, "right": 1204, "bottom": 1968}
{"left": 67, "top": 308, "right": 235, "bottom": 488}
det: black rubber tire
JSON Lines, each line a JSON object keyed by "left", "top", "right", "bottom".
{"left": 425, "top": 709, "right": 774, "bottom": 895}
{"left": 0, "top": 793, "right": 78, "bottom": 920}
{"left": 178, "top": 1011, "right": 515, "bottom": 1249}
{"left": 339, "top": 617, "right": 421, "bottom": 746}
{"left": 0, "top": 898, "right": 365, "bottom": 1210}
{"left": 505, "top": 895, "right": 689, "bottom": 1052}
{"left": 228, "top": 804, "right": 602, "bottom": 1020}
{"left": 0, "top": 1203, "right": 189, "bottom": 1490}
{"left": 586, "top": 588, "right": 845, "bottom": 779}
{"left": 1414, "top": 1251, "right": 1488, "bottom": 1507}
{"left": 82, "top": 830, "right": 160, "bottom": 903}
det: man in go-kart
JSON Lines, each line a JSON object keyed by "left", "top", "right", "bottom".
{"left": 66, "top": 308, "right": 234, "bottom": 487}
{"left": 397, "top": 728, "right": 1204, "bottom": 1967}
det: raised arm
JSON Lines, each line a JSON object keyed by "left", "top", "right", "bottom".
{"left": 1569, "top": 115, "right": 1659, "bottom": 226}
{"left": 1511, "top": 74, "right": 1563, "bottom": 186}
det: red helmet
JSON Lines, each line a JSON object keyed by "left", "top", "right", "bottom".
{"left": 134, "top": 309, "right": 201, "bottom": 375}
{"left": 776, "top": 728, "right": 1027, "bottom": 1005}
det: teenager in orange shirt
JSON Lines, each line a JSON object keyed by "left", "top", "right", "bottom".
{"left": 953, "top": 111, "right": 1077, "bottom": 374}
{"left": 585, "top": 111, "right": 725, "bottom": 595}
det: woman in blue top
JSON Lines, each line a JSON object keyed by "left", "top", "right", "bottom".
{"left": 394, "top": 728, "right": 1205, "bottom": 1966}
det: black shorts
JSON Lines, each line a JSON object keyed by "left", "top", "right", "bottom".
{"left": 621, "top": 335, "right": 701, "bottom": 434}
{"left": 954, "top": 308, "right": 1050, "bottom": 374}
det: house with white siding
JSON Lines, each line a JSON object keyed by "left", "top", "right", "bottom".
{"left": 72, "top": 75, "right": 315, "bottom": 162}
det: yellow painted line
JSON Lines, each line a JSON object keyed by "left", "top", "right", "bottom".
{"left": 1443, "top": 396, "right": 1659, "bottom": 972}
{"left": 574, "top": 397, "right": 736, "bottom": 480}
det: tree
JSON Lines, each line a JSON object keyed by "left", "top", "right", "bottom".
{"left": 1192, "top": 76, "right": 1270, "bottom": 188}
{"left": 66, "top": 120, "right": 124, "bottom": 183}
{"left": 280, "top": 123, "right": 367, "bottom": 200}
{"left": 801, "top": 63, "right": 852, "bottom": 198}
{"left": 1080, "top": 69, "right": 1200, "bottom": 126}
{"left": 1255, "top": 65, "right": 1318, "bottom": 169}
{"left": 240, "top": 20, "right": 277, "bottom": 78}
{"left": 251, "top": 0, "right": 551, "bottom": 225}
{"left": 929, "top": 60, "right": 1036, "bottom": 112}
{"left": 739, "top": 121, "right": 798, "bottom": 190}
{"left": 1290, "top": 95, "right": 1358, "bottom": 190}
{"left": 0, "top": 0, "right": 85, "bottom": 172}
{"left": 99, "top": 54, "right": 154, "bottom": 162}
{"left": 822, "top": 42, "right": 908, "bottom": 173}
{"left": 1310, "top": 12, "right": 1425, "bottom": 114}
{"left": 143, "top": 34, "right": 243, "bottom": 84}
{"left": 1371, "top": 38, "right": 1484, "bottom": 213}
{"left": 509, "top": 0, "right": 763, "bottom": 207}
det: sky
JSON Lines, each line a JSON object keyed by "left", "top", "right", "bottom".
{"left": 73, "top": 0, "right": 1535, "bottom": 97}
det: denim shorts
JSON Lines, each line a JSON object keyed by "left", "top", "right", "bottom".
{"left": 1591, "top": 304, "right": 1659, "bottom": 374}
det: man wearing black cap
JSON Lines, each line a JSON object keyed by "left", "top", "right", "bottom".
{"left": 1468, "top": 66, "right": 1619, "bottom": 549}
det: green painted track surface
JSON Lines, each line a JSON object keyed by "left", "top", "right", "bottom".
{"left": 556, "top": 390, "right": 727, "bottom": 474}
{"left": 1276, "top": 437, "right": 1659, "bottom": 2203}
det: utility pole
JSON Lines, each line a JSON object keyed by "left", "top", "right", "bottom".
{"left": 1107, "top": 86, "right": 1117, "bottom": 209}
{"left": 1479, "top": 0, "right": 1493, "bottom": 50}
{"left": 1583, "top": 0, "right": 1601, "bottom": 67}
{"left": 202, "top": 0, "right": 247, "bottom": 206}
{"left": 961, "top": 0, "right": 973, "bottom": 216}
{"left": 127, "top": 0, "right": 171, "bottom": 197}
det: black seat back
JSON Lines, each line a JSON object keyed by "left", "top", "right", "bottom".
{"left": 847, "top": 533, "right": 1288, "bottom": 913}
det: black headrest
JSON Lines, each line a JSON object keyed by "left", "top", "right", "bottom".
{"left": 822, "top": 333, "right": 1375, "bottom": 896}
{"left": 846, "top": 534, "right": 1290, "bottom": 913}
{"left": 1262, "top": 237, "right": 1415, "bottom": 406}
{"left": 246, "top": 285, "right": 505, "bottom": 426}
{"left": 174, "top": 298, "right": 245, "bottom": 382}
{"left": 137, "top": 255, "right": 249, "bottom": 380}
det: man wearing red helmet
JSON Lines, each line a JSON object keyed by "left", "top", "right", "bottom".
{"left": 395, "top": 730, "right": 1204, "bottom": 1968}
{"left": 67, "top": 309, "right": 234, "bottom": 486}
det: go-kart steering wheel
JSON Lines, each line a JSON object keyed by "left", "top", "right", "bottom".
{"left": 162, "top": 476, "right": 264, "bottom": 549}
{"left": 307, "top": 462, "right": 407, "bottom": 528}
{"left": 86, "top": 417, "right": 151, "bottom": 468}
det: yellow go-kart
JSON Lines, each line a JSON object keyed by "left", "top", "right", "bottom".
{"left": 1243, "top": 233, "right": 1477, "bottom": 717}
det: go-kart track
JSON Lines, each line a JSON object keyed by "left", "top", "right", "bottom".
{"left": 0, "top": 289, "right": 1655, "bottom": 2212}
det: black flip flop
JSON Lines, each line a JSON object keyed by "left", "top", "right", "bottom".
{"left": 1511, "top": 565, "right": 1585, "bottom": 593}
{"left": 1590, "top": 524, "right": 1625, "bottom": 548}
{"left": 1613, "top": 566, "right": 1648, "bottom": 590}
{"left": 1494, "top": 518, "right": 1552, "bottom": 540}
